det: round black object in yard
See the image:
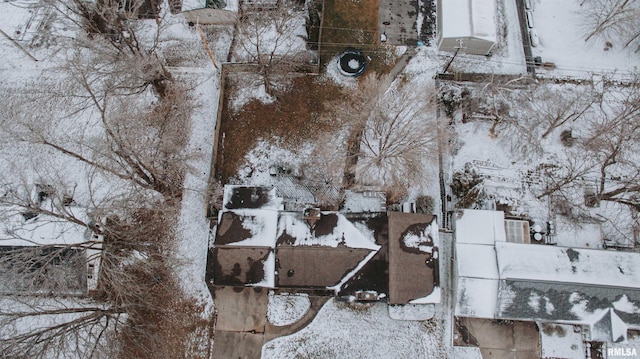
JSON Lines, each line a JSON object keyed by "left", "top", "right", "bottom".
{"left": 338, "top": 48, "right": 367, "bottom": 77}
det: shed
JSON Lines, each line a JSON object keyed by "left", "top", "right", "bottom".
{"left": 436, "top": 0, "right": 497, "bottom": 55}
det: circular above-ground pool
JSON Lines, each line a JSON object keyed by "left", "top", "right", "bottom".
{"left": 337, "top": 48, "right": 367, "bottom": 77}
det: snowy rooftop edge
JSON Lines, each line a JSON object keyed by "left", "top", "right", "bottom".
{"left": 496, "top": 242, "right": 640, "bottom": 289}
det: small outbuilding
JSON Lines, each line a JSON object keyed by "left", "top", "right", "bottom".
{"left": 436, "top": 0, "right": 497, "bottom": 56}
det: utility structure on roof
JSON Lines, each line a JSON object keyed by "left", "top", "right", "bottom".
{"left": 436, "top": 0, "right": 497, "bottom": 56}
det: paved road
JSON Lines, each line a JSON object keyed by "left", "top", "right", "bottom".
{"left": 515, "top": 0, "right": 536, "bottom": 75}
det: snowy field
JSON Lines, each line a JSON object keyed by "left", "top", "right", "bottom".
{"left": 531, "top": 0, "right": 639, "bottom": 79}
{"left": 262, "top": 299, "right": 449, "bottom": 359}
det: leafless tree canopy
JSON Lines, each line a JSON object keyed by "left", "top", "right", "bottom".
{"left": 0, "top": 0, "right": 207, "bottom": 357}
{"left": 356, "top": 83, "right": 438, "bottom": 196}
{"left": 580, "top": 0, "right": 640, "bottom": 52}
{"left": 234, "top": 0, "right": 313, "bottom": 95}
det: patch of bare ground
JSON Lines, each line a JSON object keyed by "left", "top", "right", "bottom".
{"left": 217, "top": 75, "right": 346, "bottom": 183}
{"left": 319, "top": 0, "right": 399, "bottom": 75}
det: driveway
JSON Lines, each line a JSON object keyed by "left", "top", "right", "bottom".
{"left": 378, "top": 0, "right": 435, "bottom": 46}
{"left": 455, "top": 317, "right": 540, "bottom": 359}
{"left": 211, "top": 286, "right": 329, "bottom": 358}
{"left": 515, "top": 0, "right": 536, "bottom": 74}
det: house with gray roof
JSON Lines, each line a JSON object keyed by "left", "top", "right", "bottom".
{"left": 455, "top": 209, "right": 640, "bottom": 350}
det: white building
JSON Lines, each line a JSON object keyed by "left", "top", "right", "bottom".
{"left": 436, "top": 0, "right": 497, "bottom": 56}
{"left": 454, "top": 209, "right": 640, "bottom": 354}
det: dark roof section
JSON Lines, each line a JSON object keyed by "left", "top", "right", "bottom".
{"left": 0, "top": 246, "right": 87, "bottom": 295}
{"left": 224, "top": 186, "right": 275, "bottom": 210}
{"left": 275, "top": 245, "right": 372, "bottom": 287}
{"left": 215, "top": 212, "right": 254, "bottom": 245}
{"left": 212, "top": 247, "right": 271, "bottom": 285}
{"left": 387, "top": 211, "right": 438, "bottom": 305}
{"left": 496, "top": 279, "right": 640, "bottom": 329}
{"left": 341, "top": 214, "right": 390, "bottom": 295}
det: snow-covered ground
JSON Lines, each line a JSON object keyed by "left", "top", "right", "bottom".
{"left": 262, "top": 299, "right": 449, "bottom": 358}
{"left": 531, "top": 0, "right": 639, "bottom": 80}
{"left": 0, "top": 0, "right": 232, "bottom": 355}
{"left": 538, "top": 323, "right": 585, "bottom": 359}
{"left": 173, "top": 70, "right": 219, "bottom": 308}
{"left": 448, "top": 76, "right": 640, "bottom": 248}
{"left": 267, "top": 291, "right": 311, "bottom": 326}
{"left": 388, "top": 303, "right": 436, "bottom": 321}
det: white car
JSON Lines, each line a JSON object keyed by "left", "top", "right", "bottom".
{"left": 524, "top": 0, "right": 531, "bottom": 10}
{"left": 526, "top": 11, "right": 534, "bottom": 28}
{"left": 529, "top": 28, "right": 539, "bottom": 47}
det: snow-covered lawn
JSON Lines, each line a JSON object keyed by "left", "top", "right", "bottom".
{"left": 262, "top": 299, "right": 449, "bottom": 358}
{"left": 531, "top": 0, "right": 639, "bottom": 79}
{"left": 267, "top": 291, "right": 311, "bottom": 326}
{"left": 448, "top": 77, "right": 640, "bottom": 249}
{"left": 173, "top": 69, "right": 219, "bottom": 309}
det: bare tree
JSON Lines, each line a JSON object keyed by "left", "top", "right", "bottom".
{"left": 39, "top": 0, "right": 165, "bottom": 53}
{"left": 530, "top": 80, "right": 640, "bottom": 245}
{"left": 0, "top": 2, "right": 208, "bottom": 356}
{"left": 580, "top": 0, "right": 640, "bottom": 51}
{"left": 356, "top": 83, "right": 439, "bottom": 196}
{"left": 0, "top": 55, "right": 195, "bottom": 202}
{"left": 0, "top": 173, "right": 209, "bottom": 358}
{"left": 234, "top": 0, "right": 313, "bottom": 95}
{"left": 463, "top": 75, "right": 530, "bottom": 137}
{"left": 495, "top": 82, "right": 596, "bottom": 157}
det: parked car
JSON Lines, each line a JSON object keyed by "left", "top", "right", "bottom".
{"left": 526, "top": 11, "right": 534, "bottom": 28}
{"left": 529, "top": 28, "right": 539, "bottom": 47}
{"left": 524, "top": 0, "right": 531, "bottom": 10}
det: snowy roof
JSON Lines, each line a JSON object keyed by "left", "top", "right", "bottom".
{"left": 455, "top": 212, "right": 640, "bottom": 330}
{"left": 0, "top": 215, "right": 89, "bottom": 247}
{"left": 592, "top": 309, "right": 628, "bottom": 343}
{"left": 215, "top": 209, "right": 279, "bottom": 247}
{"left": 216, "top": 186, "right": 281, "bottom": 247}
{"left": 455, "top": 209, "right": 506, "bottom": 245}
{"left": 388, "top": 212, "right": 440, "bottom": 305}
{"left": 456, "top": 243, "right": 498, "bottom": 279}
{"left": 223, "top": 186, "right": 281, "bottom": 211}
{"left": 182, "top": 0, "right": 206, "bottom": 11}
{"left": 0, "top": 203, "right": 91, "bottom": 247}
{"left": 276, "top": 212, "right": 379, "bottom": 250}
{"left": 214, "top": 188, "right": 380, "bottom": 290}
{"left": 455, "top": 277, "right": 499, "bottom": 318}
{"left": 182, "top": 0, "right": 238, "bottom": 11}
{"left": 496, "top": 280, "right": 640, "bottom": 331}
{"left": 438, "top": 0, "right": 497, "bottom": 42}
{"left": 538, "top": 323, "right": 585, "bottom": 359}
{"left": 495, "top": 242, "right": 640, "bottom": 289}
